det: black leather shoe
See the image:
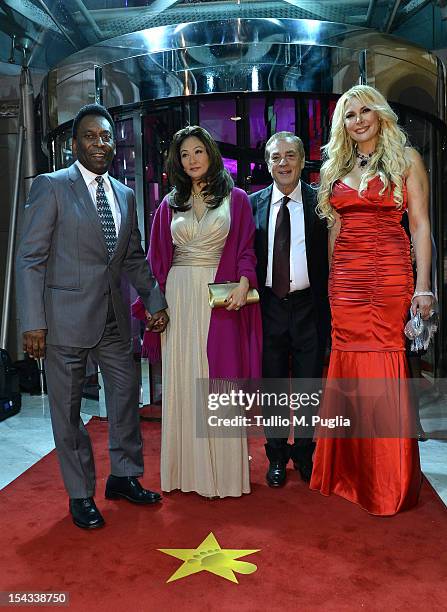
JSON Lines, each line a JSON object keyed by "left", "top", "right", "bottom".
{"left": 266, "top": 461, "right": 287, "bottom": 487}
{"left": 69, "top": 497, "right": 105, "bottom": 530}
{"left": 293, "top": 459, "right": 313, "bottom": 483}
{"left": 105, "top": 475, "right": 162, "bottom": 504}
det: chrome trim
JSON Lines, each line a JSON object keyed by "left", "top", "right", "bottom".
{"left": 359, "top": 49, "right": 367, "bottom": 84}
{"left": 41, "top": 18, "right": 445, "bottom": 135}
{"left": 1, "top": 125, "right": 23, "bottom": 350}
{"left": 436, "top": 56, "right": 447, "bottom": 124}
{"left": 54, "top": 19, "right": 425, "bottom": 72}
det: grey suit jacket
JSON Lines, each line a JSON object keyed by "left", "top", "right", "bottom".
{"left": 16, "top": 163, "right": 167, "bottom": 348}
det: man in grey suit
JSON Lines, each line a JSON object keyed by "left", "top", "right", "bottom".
{"left": 16, "top": 104, "right": 168, "bottom": 529}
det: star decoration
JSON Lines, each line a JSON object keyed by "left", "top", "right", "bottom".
{"left": 158, "top": 532, "right": 260, "bottom": 583}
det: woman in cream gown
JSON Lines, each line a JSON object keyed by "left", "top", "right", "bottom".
{"left": 163, "top": 195, "right": 248, "bottom": 498}
{"left": 135, "top": 126, "right": 262, "bottom": 498}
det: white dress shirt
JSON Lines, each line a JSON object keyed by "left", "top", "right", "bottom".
{"left": 75, "top": 160, "right": 121, "bottom": 236}
{"left": 266, "top": 181, "right": 310, "bottom": 292}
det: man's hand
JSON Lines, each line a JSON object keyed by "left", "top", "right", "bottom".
{"left": 23, "top": 329, "right": 47, "bottom": 359}
{"left": 145, "top": 309, "right": 169, "bottom": 333}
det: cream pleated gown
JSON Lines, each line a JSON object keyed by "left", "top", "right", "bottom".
{"left": 160, "top": 196, "right": 250, "bottom": 498}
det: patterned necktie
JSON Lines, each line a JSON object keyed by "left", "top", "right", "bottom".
{"left": 95, "top": 175, "right": 117, "bottom": 258}
{"left": 272, "top": 195, "right": 291, "bottom": 298}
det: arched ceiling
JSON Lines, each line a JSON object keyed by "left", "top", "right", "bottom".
{"left": 0, "top": 0, "right": 445, "bottom": 74}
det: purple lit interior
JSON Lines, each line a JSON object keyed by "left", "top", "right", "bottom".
{"left": 308, "top": 99, "right": 322, "bottom": 161}
{"left": 199, "top": 99, "right": 237, "bottom": 145}
{"left": 223, "top": 157, "right": 237, "bottom": 180}
{"left": 249, "top": 97, "right": 267, "bottom": 147}
{"left": 274, "top": 98, "right": 295, "bottom": 133}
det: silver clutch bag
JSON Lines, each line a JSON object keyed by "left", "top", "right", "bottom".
{"left": 404, "top": 307, "right": 439, "bottom": 351}
{"left": 208, "top": 282, "right": 260, "bottom": 308}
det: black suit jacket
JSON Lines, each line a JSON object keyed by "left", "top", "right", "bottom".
{"left": 249, "top": 182, "right": 330, "bottom": 342}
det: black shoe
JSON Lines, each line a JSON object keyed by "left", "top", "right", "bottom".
{"left": 293, "top": 459, "right": 313, "bottom": 483}
{"left": 266, "top": 461, "right": 287, "bottom": 487}
{"left": 105, "top": 475, "right": 162, "bottom": 504}
{"left": 69, "top": 497, "right": 105, "bottom": 530}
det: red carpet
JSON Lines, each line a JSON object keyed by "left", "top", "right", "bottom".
{"left": 1, "top": 419, "right": 446, "bottom": 611}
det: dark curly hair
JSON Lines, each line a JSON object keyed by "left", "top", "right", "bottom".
{"left": 166, "top": 125, "right": 233, "bottom": 211}
{"left": 72, "top": 104, "right": 115, "bottom": 140}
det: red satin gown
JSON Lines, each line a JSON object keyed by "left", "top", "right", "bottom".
{"left": 310, "top": 176, "right": 422, "bottom": 515}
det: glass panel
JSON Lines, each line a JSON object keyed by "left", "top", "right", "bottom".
{"left": 403, "top": 115, "right": 431, "bottom": 163}
{"left": 144, "top": 113, "right": 166, "bottom": 227}
{"left": 249, "top": 97, "right": 267, "bottom": 148}
{"left": 329, "top": 100, "right": 337, "bottom": 121}
{"left": 249, "top": 162, "right": 270, "bottom": 194}
{"left": 199, "top": 99, "right": 237, "bottom": 145}
{"left": 366, "top": 51, "right": 438, "bottom": 116}
{"left": 307, "top": 99, "right": 322, "bottom": 161}
{"left": 399, "top": 109, "right": 439, "bottom": 376}
{"left": 273, "top": 98, "right": 296, "bottom": 133}
{"left": 222, "top": 157, "right": 237, "bottom": 183}
{"left": 142, "top": 105, "right": 183, "bottom": 241}
{"left": 308, "top": 171, "right": 320, "bottom": 187}
{"left": 109, "top": 118, "right": 140, "bottom": 356}
{"left": 55, "top": 128, "right": 74, "bottom": 169}
{"left": 111, "top": 118, "right": 135, "bottom": 189}
{"left": 54, "top": 67, "right": 96, "bottom": 129}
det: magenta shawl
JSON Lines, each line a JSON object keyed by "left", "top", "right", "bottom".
{"left": 131, "top": 187, "right": 262, "bottom": 379}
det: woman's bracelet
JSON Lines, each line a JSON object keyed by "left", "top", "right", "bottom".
{"left": 411, "top": 290, "right": 434, "bottom": 302}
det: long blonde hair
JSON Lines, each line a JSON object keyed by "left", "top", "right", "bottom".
{"left": 317, "top": 85, "right": 410, "bottom": 226}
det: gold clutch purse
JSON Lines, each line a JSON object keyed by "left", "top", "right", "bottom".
{"left": 208, "top": 282, "right": 260, "bottom": 308}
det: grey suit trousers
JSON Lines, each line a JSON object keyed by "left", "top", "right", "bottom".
{"left": 45, "top": 312, "right": 143, "bottom": 499}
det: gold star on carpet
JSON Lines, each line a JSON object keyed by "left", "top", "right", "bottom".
{"left": 158, "top": 532, "right": 260, "bottom": 583}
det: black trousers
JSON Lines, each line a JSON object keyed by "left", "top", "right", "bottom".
{"left": 261, "top": 287, "right": 324, "bottom": 462}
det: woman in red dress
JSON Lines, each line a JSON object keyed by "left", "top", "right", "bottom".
{"left": 310, "top": 85, "right": 435, "bottom": 515}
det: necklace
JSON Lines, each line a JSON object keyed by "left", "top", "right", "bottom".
{"left": 356, "top": 151, "right": 374, "bottom": 168}
{"left": 191, "top": 191, "right": 204, "bottom": 199}
{"left": 191, "top": 191, "right": 207, "bottom": 222}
